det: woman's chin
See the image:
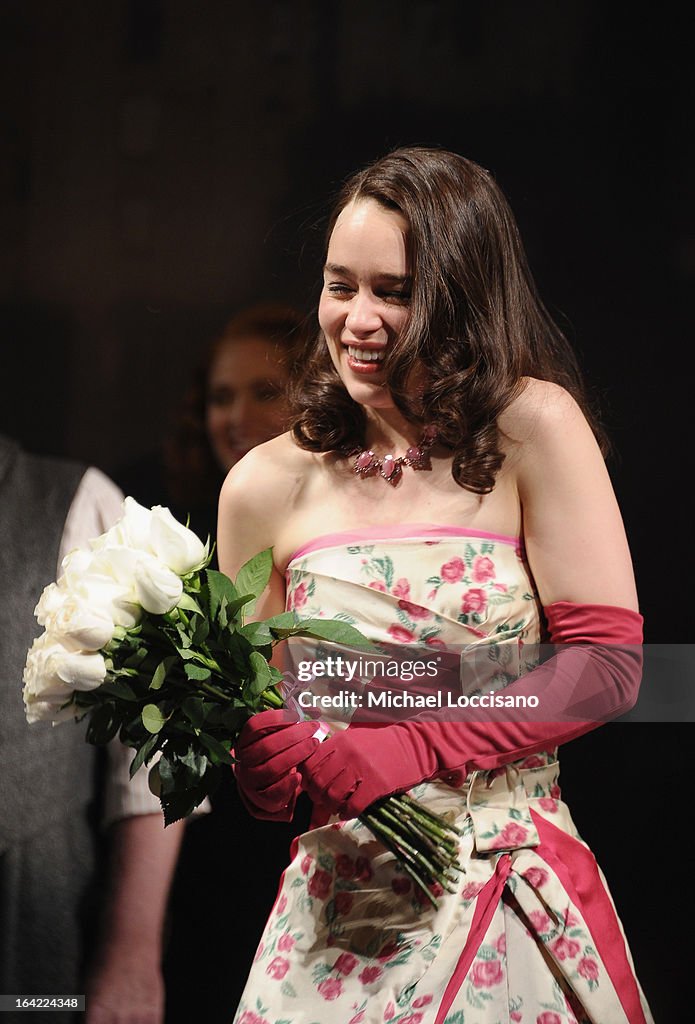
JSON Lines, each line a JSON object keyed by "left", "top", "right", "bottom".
{"left": 341, "top": 377, "right": 395, "bottom": 411}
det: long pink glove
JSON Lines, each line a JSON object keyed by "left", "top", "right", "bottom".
{"left": 233, "top": 710, "right": 319, "bottom": 821}
{"left": 299, "top": 602, "right": 643, "bottom": 818}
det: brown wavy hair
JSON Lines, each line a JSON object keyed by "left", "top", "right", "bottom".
{"left": 164, "top": 303, "right": 308, "bottom": 509}
{"left": 291, "top": 146, "right": 606, "bottom": 493}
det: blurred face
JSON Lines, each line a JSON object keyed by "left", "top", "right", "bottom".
{"left": 205, "top": 336, "right": 290, "bottom": 471}
{"left": 318, "top": 198, "right": 411, "bottom": 410}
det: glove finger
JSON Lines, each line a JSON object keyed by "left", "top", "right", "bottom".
{"left": 239, "top": 721, "right": 320, "bottom": 768}
{"left": 237, "top": 775, "right": 299, "bottom": 821}
{"left": 236, "top": 708, "right": 302, "bottom": 748}
{"left": 303, "top": 762, "right": 359, "bottom": 810}
{"left": 249, "top": 772, "right": 300, "bottom": 812}
{"left": 241, "top": 735, "right": 321, "bottom": 787}
{"left": 299, "top": 738, "right": 340, "bottom": 776}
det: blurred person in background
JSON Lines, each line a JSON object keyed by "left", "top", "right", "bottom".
{"left": 0, "top": 435, "right": 186, "bottom": 1024}
{"left": 117, "top": 303, "right": 313, "bottom": 1023}
{"left": 120, "top": 303, "right": 307, "bottom": 546}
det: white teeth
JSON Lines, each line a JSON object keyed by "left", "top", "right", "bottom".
{"left": 347, "top": 346, "right": 385, "bottom": 362}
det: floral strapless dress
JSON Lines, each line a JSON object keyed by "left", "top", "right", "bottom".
{"left": 233, "top": 525, "right": 653, "bottom": 1024}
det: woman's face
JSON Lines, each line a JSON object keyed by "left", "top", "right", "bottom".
{"left": 318, "top": 198, "right": 411, "bottom": 410}
{"left": 205, "top": 336, "right": 290, "bottom": 471}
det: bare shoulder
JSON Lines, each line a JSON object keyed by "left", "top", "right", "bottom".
{"left": 499, "top": 377, "right": 587, "bottom": 446}
{"left": 498, "top": 377, "right": 605, "bottom": 504}
{"left": 499, "top": 383, "right": 637, "bottom": 609}
{"left": 217, "top": 432, "right": 317, "bottom": 574}
{"left": 219, "top": 432, "right": 312, "bottom": 511}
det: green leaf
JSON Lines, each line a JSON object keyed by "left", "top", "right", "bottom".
{"left": 184, "top": 662, "right": 212, "bottom": 683}
{"left": 142, "top": 703, "right": 168, "bottom": 734}
{"left": 225, "top": 593, "right": 258, "bottom": 618}
{"left": 177, "top": 592, "right": 204, "bottom": 616}
{"left": 176, "top": 647, "right": 202, "bottom": 661}
{"left": 192, "top": 615, "right": 210, "bottom": 645}
{"left": 174, "top": 622, "right": 192, "bottom": 649}
{"left": 198, "top": 732, "right": 234, "bottom": 765}
{"left": 234, "top": 548, "right": 273, "bottom": 616}
{"left": 180, "top": 696, "right": 207, "bottom": 729}
{"left": 160, "top": 787, "right": 205, "bottom": 826}
{"left": 124, "top": 646, "right": 149, "bottom": 669}
{"left": 98, "top": 678, "right": 140, "bottom": 701}
{"left": 150, "top": 657, "right": 175, "bottom": 691}
{"left": 239, "top": 621, "right": 274, "bottom": 647}
{"left": 213, "top": 628, "right": 254, "bottom": 676}
{"left": 247, "top": 650, "right": 273, "bottom": 696}
{"left": 129, "top": 733, "right": 159, "bottom": 777}
{"left": 206, "top": 569, "right": 240, "bottom": 621}
{"left": 290, "top": 618, "right": 373, "bottom": 649}
{"left": 158, "top": 755, "right": 223, "bottom": 825}
{"left": 264, "top": 611, "right": 299, "bottom": 632}
{"left": 215, "top": 705, "right": 249, "bottom": 733}
{"left": 159, "top": 747, "right": 208, "bottom": 791}
{"left": 86, "top": 702, "right": 121, "bottom": 745}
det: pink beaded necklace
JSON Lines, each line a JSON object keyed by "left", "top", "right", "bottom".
{"left": 351, "top": 426, "right": 437, "bottom": 484}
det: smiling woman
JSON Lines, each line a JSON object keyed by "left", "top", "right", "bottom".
{"left": 218, "top": 147, "right": 652, "bottom": 1024}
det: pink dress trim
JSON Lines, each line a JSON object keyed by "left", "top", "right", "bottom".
{"left": 434, "top": 854, "right": 513, "bottom": 1024}
{"left": 288, "top": 523, "right": 521, "bottom": 566}
{"left": 433, "top": 813, "right": 648, "bottom": 1024}
{"left": 531, "top": 811, "right": 649, "bottom": 1024}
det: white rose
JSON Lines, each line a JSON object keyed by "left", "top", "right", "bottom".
{"left": 24, "top": 696, "right": 80, "bottom": 725}
{"left": 23, "top": 633, "right": 78, "bottom": 701}
{"left": 150, "top": 505, "right": 208, "bottom": 574}
{"left": 90, "top": 496, "right": 154, "bottom": 554}
{"left": 59, "top": 546, "right": 97, "bottom": 585}
{"left": 23, "top": 632, "right": 107, "bottom": 698}
{"left": 57, "top": 552, "right": 140, "bottom": 632}
{"left": 40, "top": 587, "right": 115, "bottom": 651}
{"left": 133, "top": 553, "right": 183, "bottom": 614}
{"left": 83, "top": 547, "right": 146, "bottom": 626}
{"left": 35, "top": 582, "right": 65, "bottom": 626}
{"left": 53, "top": 647, "right": 108, "bottom": 690}
{"left": 88, "top": 545, "right": 140, "bottom": 584}
{"left": 58, "top": 548, "right": 140, "bottom": 629}
{"left": 119, "top": 496, "right": 159, "bottom": 551}
{"left": 80, "top": 574, "right": 141, "bottom": 630}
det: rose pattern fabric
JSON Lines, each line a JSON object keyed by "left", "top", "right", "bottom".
{"left": 234, "top": 529, "right": 653, "bottom": 1024}
{"left": 285, "top": 534, "right": 539, "bottom": 649}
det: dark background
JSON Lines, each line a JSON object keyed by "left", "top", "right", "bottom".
{"left": 1, "top": 2, "right": 691, "bottom": 1020}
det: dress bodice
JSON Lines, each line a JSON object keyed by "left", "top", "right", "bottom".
{"left": 285, "top": 523, "right": 542, "bottom": 648}
{"left": 284, "top": 525, "right": 543, "bottom": 725}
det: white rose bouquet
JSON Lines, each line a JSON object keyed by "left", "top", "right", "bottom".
{"left": 23, "top": 498, "right": 461, "bottom": 906}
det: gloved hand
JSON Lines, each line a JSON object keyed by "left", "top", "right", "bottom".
{"left": 300, "top": 602, "right": 643, "bottom": 820}
{"left": 233, "top": 709, "right": 320, "bottom": 821}
{"left": 299, "top": 722, "right": 439, "bottom": 819}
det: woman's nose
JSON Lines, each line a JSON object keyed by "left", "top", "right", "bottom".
{"left": 344, "top": 292, "right": 381, "bottom": 335}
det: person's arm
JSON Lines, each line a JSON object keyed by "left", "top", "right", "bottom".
{"left": 217, "top": 440, "right": 290, "bottom": 620}
{"left": 512, "top": 378, "right": 638, "bottom": 611}
{"left": 85, "top": 817, "right": 185, "bottom": 1024}
{"left": 217, "top": 440, "right": 314, "bottom": 819}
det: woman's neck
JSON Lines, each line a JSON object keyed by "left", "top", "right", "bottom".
{"left": 362, "top": 408, "right": 423, "bottom": 453}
